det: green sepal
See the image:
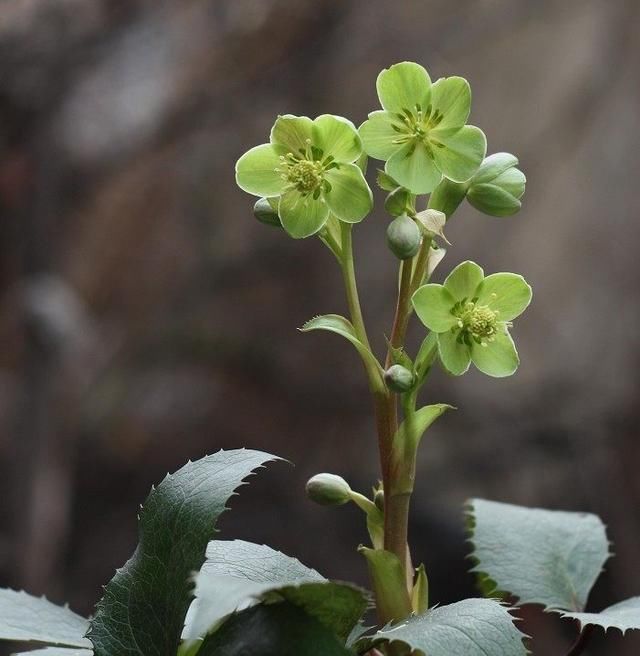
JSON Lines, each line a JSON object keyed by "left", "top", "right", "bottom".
{"left": 300, "top": 314, "right": 383, "bottom": 379}
{"left": 376, "top": 169, "right": 399, "bottom": 192}
{"left": 359, "top": 547, "right": 412, "bottom": 624}
{"left": 414, "top": 332, "right": 438, "bottom": 384}
{"left": 384, "top": 187, "right": 412, "bottom": 217}
{"left": 427, "top": 177, "right": 469, "bottom": 218}
{"left": 411, "top": 564, "right": 429, "bottom": 614}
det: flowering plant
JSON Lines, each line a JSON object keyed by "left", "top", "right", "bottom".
{"left": 1, "top": 61, "right": 638, "bottom": 656}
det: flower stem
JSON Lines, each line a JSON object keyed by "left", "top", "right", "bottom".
{"left": 339, "top": 222, "right": 372, "bottom": 351}
{"left": 385, "top": 258, "right": 414, "bottom": 368}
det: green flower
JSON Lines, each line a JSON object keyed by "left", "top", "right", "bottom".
{"left": 359, "top": 61, "right": 486, "bottom": 195}
{"left": 412, "top": 261, "right": 532, "bottom": 377}
{"left": 236, "top": 114, "right": 373, "bottom": 238}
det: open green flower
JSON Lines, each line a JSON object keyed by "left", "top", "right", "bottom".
{"left": 412, "top": 261, "right": 532, "bottom": 377}
{"left": 236, "top": 114, "right": 373, "bottom": 238}
{"left": 359, "top": 62, "right": 486, "bottom": 194}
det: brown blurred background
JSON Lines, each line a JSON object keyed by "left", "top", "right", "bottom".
{"left": 0, "top": 1, "right": 639, "bottom": 654}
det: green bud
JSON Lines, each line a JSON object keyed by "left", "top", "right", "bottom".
{"left": 467, "top": 153, "right": 526, "bottom": 217}
{"left": 305, "top": 473, "right": 351, "bottom": 506}
{"left": 253, "top": 197, "right": 282, "bottom": 227}
{"left": 386, "top": 214, "right": 421, "bottom": 260}
{"left": 384, "top": 364, "right": 415, "bottom": 393}
{"left": 384, "top": 187, "right": 411, "bottom": 217}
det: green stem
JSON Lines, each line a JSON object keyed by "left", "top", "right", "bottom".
{"left": 385, "top": 259, "right": 414, "bottom": 368}
{"left": 339, "top": 222, "right": 371, "bottom": 350}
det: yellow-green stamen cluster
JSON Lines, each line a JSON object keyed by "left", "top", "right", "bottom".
{"left": 452, "top": 296, "right": 504, "bottom": 347}
{"left": 391, "top": 104, "right": 446, "bottom": 156}
{"left": 275, "top": 139, "right": 338, "bottom": 198}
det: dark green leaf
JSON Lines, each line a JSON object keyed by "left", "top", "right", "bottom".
{"left": 196, "top": 603, "right": 353, "bottom": 656}
{"left": 88, "top": 449, "right": 279, "bottom": 656}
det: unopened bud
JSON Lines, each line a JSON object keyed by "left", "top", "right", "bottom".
{"left": 384, "top": 364, "right": 414, "bottom": 393}
{"left": 386, "top": 214, "right": 421, "bottom": 259}
{"left": 305, "top": 473, "right": 351, "bottom": 506}
{"left": 467, "top": 153, "right": 526, "bottom": 217}
{"left": 253, "top": 197, "right": 282, "bottom": 227}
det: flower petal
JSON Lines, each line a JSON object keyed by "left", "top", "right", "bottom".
{"left": 493, "top": 167, "right": 526, "bottom": 198}
{"left": 278, "top": 190, "right": 329, "bottom": 239}
{"left": 377, "top": 62, "right": 431, "bottom": 113}
{"left": 443, "top": 260, "right": 484, "bottom": 301}
{"left": 235, "top": 143, "right": 286, "bottom": 197}
{"left": 324, "top": 163, "right": 373, "bottom": 223}
{"left": 430, "top": 125, "right": 487, "bottom": 182}
{"left": 312, "top": 114, "right": 361, "bottom": 163}
{"left": 412, "top": 284, "right": 458, "bottom": 332}
{"left": 430, "top": 76, "right": 471, "bottom": 130}
{"left": 438, "top": 330, "right": 471, "bottom": 376}
{"left": 476, "top": 273, "right": 532, "bottom": 321}
{"left": 270, "top": 115, "right": 313, "bottom": 154}
{"left": 386, "top": 142, "right": 442, "bottom": 194}
{"left": 467, "top": 183, "right": 522, "bottom": 217}
{"left": 359, "top": 111, "right": 401, "bottom": 161}
{"left": 471, "top": 328, "right": 519, "bottom": 377}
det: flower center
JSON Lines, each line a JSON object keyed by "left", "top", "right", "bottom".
{"left": 391, "top": 104, "right": 446, "bottom": 154}
{"left": 453, "top": 299, "right": 501, "bottom": 347}
{"left": 286, "top": 159, "right": 324, "bottom": 193}
{"left": 275, "top": 140, "right": 338, "bottom": 198}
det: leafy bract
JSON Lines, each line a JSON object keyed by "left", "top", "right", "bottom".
{"left": 468, "top": 499, "right": 611, "bottom": 612}
{"left": 88, "top": 450, "right": 279, "bottom": 656}
{"left": 300, "top": 315, "right": 382, "bottom": 376}
{"left": 358, "top": 598, "right": 527, "bottom": 656}
{"left": 183, "top": 540, "right": 367, "bottom": 644}
{"left": 562, "top": 597, "right": 640, "bottom": 634}
{"left": 195, "top": 603, "right": 353, "bottom": 656}
{"left": 0, "top": 589, "right": 90, "bottom": 649}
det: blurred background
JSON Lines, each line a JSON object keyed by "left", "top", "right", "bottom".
{"left": 0, "top": 0, "right": 639, "bottom": 654}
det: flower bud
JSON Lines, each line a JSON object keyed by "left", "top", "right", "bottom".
{"left": 305, "top": 473, "right": 351, "bottom": 506}
{"left": 384, "top": 364, "right": 415, "bottom": 393}
{"left": 253, "top": 197, "right": 282, "bottom": 227}
{"left": 384, "top": 187, "right": 411, "bottom": 217}
{"left": 386, "top": 214, "right": 421, "bottom": 260}
{"left": 467, "top": 153, "right": 526, "bottom": 217}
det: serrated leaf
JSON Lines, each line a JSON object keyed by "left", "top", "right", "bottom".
{"left": 562, "top": 597, "right": 640, "bottom": 634}
{"left": 358, "top": 598, "right": 527, "bottom": 656}
{"left": 88, "top": 449, "right": 279, "bottom": 656}
{"left": 300, "top": 315, "right": 383, "bottom": 376}
{"left": 467, "top": 499, "right": 611, "bottom": 612}
{"left": 195, "top": 602, "right": 353, "bottom": 656}
{"left": 183, "top": 540, "right": 367, "bottom": 644}
{"left": 12, "top": 650, "right": 92, "bottom": 656}
{"left": 0, "top": 590, "right": 90, "bottom": 649}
